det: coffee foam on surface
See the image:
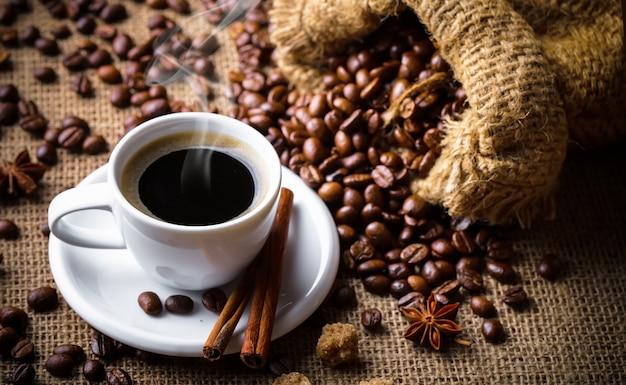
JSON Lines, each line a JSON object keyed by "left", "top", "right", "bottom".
{"left": 121, "top": 131, "right": 269, "bottom": 223}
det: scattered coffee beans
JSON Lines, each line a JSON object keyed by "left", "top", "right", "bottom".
{"left": 83, "top": 359, "right": 106, "bottom": 382}
{"left": 164, "top": 295, "right": 194, "bottom": 314}
{"left": 11, "top": 339, "right": 35, "bottom": 361}
{"left": 481, "top": 319, "right": 505, "bottom": 343}
{"left": 0, "top": 326, "right": 19, "bottom": 355}
{"left": 469, "top": 296, "right": 497, "bottom": 318}
{"left": 27, "top": 286, "right": 59, "bottom": 312}
{"left": 106, "top": 367, "right": 133, "bottom": 385}
{"left": 7, "top": 363, "right": 36, "bottom": 385}
{"left": 0, "top": 306, "right": 28, "bottom": 331}
{"left": 268, "top": 353, "right": 296, "bottom": 377}
{"left": 360, "top": 308, "right": 383, "bottom": 331}
{"left": 33, "top": 66, "right": 57, "bottom": 83}
{"left": 536, "top": 253, "right": 562, "bottom": 281}
{"left": 501, "top": 285, "right": 529, "bottom": 310}
{"left": 45, "top": 353, "right": 75, "bottom": 377}
{"left": 201, "top": 288, "right": 227, "bottom": 313}
{"left": 53, "top": 344, "right": 86, "bottom": 362}
{"left": 0, "top": 219, "right": 19, "bottom": 239}
{"left": 137, "top": 291, "right": 162, "bottom": 315}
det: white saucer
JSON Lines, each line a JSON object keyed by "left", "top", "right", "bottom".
{"left": 48, "top": 165, "right": 339, "bottom": 357}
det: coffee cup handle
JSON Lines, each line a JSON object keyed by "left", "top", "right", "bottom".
{"left": 48, "top": 183, "right": 126, "bottom": 249}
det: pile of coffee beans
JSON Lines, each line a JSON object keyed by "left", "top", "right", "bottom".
{"left": 221, "top": 3, "right": 562, "bottom": 345}
{"left": 1, "top": 1, "right": 566, "bottom": 382}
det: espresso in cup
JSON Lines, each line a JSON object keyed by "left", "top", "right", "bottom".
{"left": 121, "top": 131, "right": 268, "bottom": 226}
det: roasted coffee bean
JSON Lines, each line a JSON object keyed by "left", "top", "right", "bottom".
{"left": 457, "top": 268, "right": 483, "bottom": 292}
{"left": 406, "top": 274, "right": 430, "bottom": 295}
{"left": 58, "top": 126, "right": 86, "bottom": 149}
{"left": 0, "top": 326, "right": 19, "bottom": 355}
{"left": 164, "top": 295, "right": 194, "bottom": 314}
{"left": 0, "top": 84, "right": 19, "bottom": 102}
{"left": 106, "top": 368, "right": 132, "bottom": 385}
{"left": 536, "top": 253, "right": 562, "bottom": 281}
{"left": 7, "top": 363, "right": 36, "bottom": 385}
{"left": 82, "top": 135, "right": 107, "bottom": 155}
{"left": 11, "top": 339, "right": 35, "bottom": 361}
{"left": 0, "top": 4, "right": 17, "bottom": 25}
{"left": 486, "top": 239, "right": 515, "bottom": 260}
{"left": 485, "top": 260, "right": 517, "bottom": 284}
{"left": 201, "top": 288, "right": 227, "bottom": 313}
{"left": 432, "top": 279, "right": 461, "bottom": 300}
{"left": 36, "top": 142, "right": 58, "bottom": 165}
{"left": 0, "top": 306, "right": 28, "bottom": 331}
{"left": 110, "top": 85, "right": 131, "bottom": 108}
{"left": 268, "top": 353, "right": 295, "bottom": 377}
{"left": 365, "top": 221, "right": 394, "bottom": 250}
{"left": 451, "top": 230, "right": 476, "bottom": 255}
{"left": 45, "top": 353, "right": 75, "bottom": 377}
{"left": 91, "top": 332, "right": 115, "bottom": 358}
{"left": 100, "top": 4, "right": 127, "bottom": 23}
{"left": 76, "top": 16, "right": 97, "bottom": 34}
{"left": 0, "top": 219, "right": 19, "bottom": 239}
{"left": 27, "top": 286, "right": 58, "bottom": 312}
{"left": 389, "top": 279, "right": 412, "bottom": 298}
{"left": 140, "top": 98, "right": 171, "bottom": 118}
{"left": 420, "top": 260, "right": 443, "bottom": 286}
{"left": 53, "top": 344, "right": 85, "bottom": 362}
{"left": 50, "top": 24, "right": 71, "bottom": 39}
{"left": 97, "top": 64, "right": 122, "bottom": 84}
{"left": 502, "top": 285, "right": 529, "bottom": 309}
{"left": 470, "top": 296, "right": 496, "bottom": 318}
{"left": 361, "top": 274, "right": 390, "bottom": 295}
{"left": 456, "top": 256, "right": 482, "bottom": 273}
{"left": 360, "top": 308, "right": 382, "bottom": 330}
{"left": 21, "top": 25, "right": 40, "bottom": 45}
{"left": 112, "top": 34, "right": 134, "bottom": 59}
{"left": 71, "top": 74, "right": 93, "bottom": 96}
{"left": 329, "top": 284, "right": 357, "bottom": 307}
{"left": 397, "top": 291, "right": 425, "bottom": 310}
{"left": 83, "top": 359, "right": 106, "bottom": 382}
{"left": 33, "top": 66, "right": 57, "bottom": 83}
{"left": 387, "top": 262, "right": 413, "bottom": 280}
{"left": 94, "top": 24, "right": 117, "bottom": 41}
{"left": 34, "top": 37, "right": 59, "bottom": 55}
{"left": 481, "top": 318, "right": 505, "bottom": 343}
{"left": 88, "top": 48, "right": 113, "bottom": 67}
{"left": 430, "top": 238, "right": 457, "bottom": 260}
{"left": 137, "top": 291, "right": 162, "bottom": 315}
{"left": 0, "top": 49, "right": 11, "bottom": 68}
{"left": 18, "top": 114, "right": 48, "bottom": 133}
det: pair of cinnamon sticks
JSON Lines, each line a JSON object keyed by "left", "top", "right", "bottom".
{"left": 203, "top": 187, "right": 294, "bottom": 369}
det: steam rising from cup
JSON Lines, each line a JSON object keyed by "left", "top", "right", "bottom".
{"left": 143, "top": 0, "right": 262, "bottom": 207}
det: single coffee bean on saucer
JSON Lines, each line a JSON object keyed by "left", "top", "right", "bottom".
{"left": 201, "top": 288, "right": 227, "bottom": 313}
{"left": 164, "top": 295, "right": 193, "bottom": 314}
{"left": 137, "top": 291, "right": 162, "bottom": 315}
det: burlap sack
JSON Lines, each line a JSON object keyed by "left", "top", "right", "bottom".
{"left": 269, "top": 0, "right": 626, "bottom": 228}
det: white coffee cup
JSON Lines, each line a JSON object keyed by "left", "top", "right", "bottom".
{"left": 48, "top": 112, "right": 282, "bottom": 290}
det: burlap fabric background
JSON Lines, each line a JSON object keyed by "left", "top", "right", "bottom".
{"left": 1, "top": 2, "right": 625, "bottom": 384}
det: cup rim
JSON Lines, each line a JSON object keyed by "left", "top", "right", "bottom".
{"left": 107, "top": 112, "right": 282, "bottom": 232}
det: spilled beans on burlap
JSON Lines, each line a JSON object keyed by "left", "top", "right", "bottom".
{"left": 268, "top": 0, "right": 626, "bottom": 228}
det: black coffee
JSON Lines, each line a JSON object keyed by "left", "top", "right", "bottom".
{"left": 138, "top": 148, "right": 255, "bottom": 225}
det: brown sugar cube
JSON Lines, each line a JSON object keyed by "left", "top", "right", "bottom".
{"left": 271, "top": 372, "right": 312, "bottom": 385}
{"left": 359, "top": 380, "right": 396, "bottom": 385}
{"left": 316, "top": 322, "right": 359, "bottom": 367}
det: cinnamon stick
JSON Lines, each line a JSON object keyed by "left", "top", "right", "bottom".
{"left": 202, "top": 257, "right": 257, "bottom": 360}
{"left": 240, "top": 187, "right": 294, "bottom": 368}
{"left": 202, "top": 187, "right": 294, "bottom": 362}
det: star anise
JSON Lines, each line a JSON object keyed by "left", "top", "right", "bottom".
{"left": 401, "top": 293, "right": 463, "bottom": 350}
{"left": 0, "top": 149, "right": 47, "bottom": 197}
